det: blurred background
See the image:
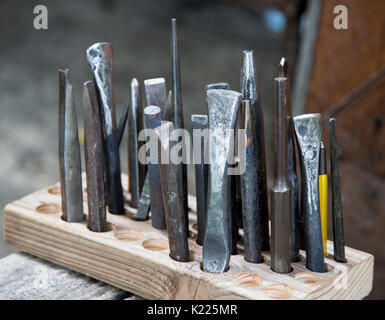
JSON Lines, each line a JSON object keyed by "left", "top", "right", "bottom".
{"left": 0, "top": 0, "right": 383, "bottom": 299}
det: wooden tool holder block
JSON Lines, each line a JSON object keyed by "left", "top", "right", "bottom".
{"left": 3, "top": 174, "right": 373, "bottom": 300}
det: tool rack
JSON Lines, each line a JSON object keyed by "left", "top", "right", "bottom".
{"left": 3, "top": 173, "right": 373, "bottom": 300}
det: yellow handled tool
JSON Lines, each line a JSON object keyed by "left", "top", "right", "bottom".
{"left": 319, "top": 141, "right": 328, "bottom": 256}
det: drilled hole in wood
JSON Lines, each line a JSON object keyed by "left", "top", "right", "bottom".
{"left": 47, "top": 186, "right": 61, "bottom": 195}
{"left": 114, "top": 228, "right": 143, "bottom": 241}
{"left": 262, "top": 284, "right": 294, "bottom": 299}
{"left": 232, "top": 272, "right": 263, "bottom": 287}
{"left": 142, "top": 238, "right": 169, "bottom": 251}
{"left": 36, "top": 203, "right": 61, "bottom": 214}
{"left": 295, "top": 272, "right": 320, "bottom": 284}
{"left": 61, "top": 214, "right": 86, "bottom": 223}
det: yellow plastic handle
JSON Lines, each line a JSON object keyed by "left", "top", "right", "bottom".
{"left": 319, "top": 174, "right": 328, "bottom": 256}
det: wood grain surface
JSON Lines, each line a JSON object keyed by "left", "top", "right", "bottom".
{"left": 3, "top": 174, "right": 374, "bottom": 300}
{"left": 0, "top": 252, "right": 130, "bottom": 300}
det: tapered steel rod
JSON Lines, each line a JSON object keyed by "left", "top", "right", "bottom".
{"left": 58, "top": 69, "right": 83, "bottom": 222}
{"left": 164, "top": 90, "right": 173, "bottom": 123}
{"left": 240, "top": 100, "right": 264, "bottom": 263}
{"left": 156, "top": 121, "right": 189, "bottom": 262}
{"left": 127, "top": 78, "right": 145, "bottom": 208}
{"left": 240, "top": 50, "right": 269, "bottom": 250}
{"left": 144, "top": 105, "right": 166, "bottom": 229}
{"left": 270, "top": 77, "right": 291, "bottom": 273}
{"left": 86, "top": 42, "right": 124, "bottom": 214}
{"left": 117, "top": 103, "right": 129, "bottom": 146}
{"left": 203, "top": 89, "right": 242, "bottom": 273}
{"left": 191, "top": 114, "right": 209, "bottom": 245}
{"left": 329, "top": 118, "right": 346, "bottom": 262}
{"left": 83, "top": 81, "right": 107, "bottom": 232}
{"left": 294, "top": 114, "right": 326, "bottom": 272}
{"left": 171, "top": 18, "right": 188, "bottom": 229}
{"left": 279, "top": 57, "right": 300, "bottom": 262}
{"left": 135, "top": 174, "right": 150, "bottom": 221}
{"left": 144, "top": 78, "right": 167, "bottom": 113}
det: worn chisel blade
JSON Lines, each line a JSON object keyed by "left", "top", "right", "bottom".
{"left": 86, "top": 42, "right": 124, "bottom": 214}
{"left": 164, "top": 90, "right": 173, "bottom": 123}
{"left": 83, "top": 80, "right": 107, "bottom": 232}
{"left": 329, "top": 118, "right": 346, "bottom": 263}
{"left": 240, "top": 50, "right": 269, "bottom": 251}
{"left": 156, "top": 121, "right": 190, "bottom": 261}
{"left": 294, "top": 113, "right": 326, "bottom": 272}
{"left": 203, "top": 89, "right": 242, "bottom": 273}
{"left": 58, "top": 69, "right": 83, "bottom": 222}
{"left": 240, "top": 100, "right": 264, "bottom": 263}
{"left": 206, "top": 82, "right": 230, "bottom": 90}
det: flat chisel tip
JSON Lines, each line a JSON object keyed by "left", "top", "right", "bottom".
{"left": 206, "top": 82, "right": 230, "bottom": 91}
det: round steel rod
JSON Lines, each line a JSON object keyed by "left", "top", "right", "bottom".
{"left": 83, "top": 80, "right": 107, "bottom": 232}
{"left": 329, "top": 118, "right": 346, "bottom": 263}
{"left": 279, "top": 57, "right": 300, "bottom": 262}
{"left": 270, "top": 78, "right": 291, "bottom": 273}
